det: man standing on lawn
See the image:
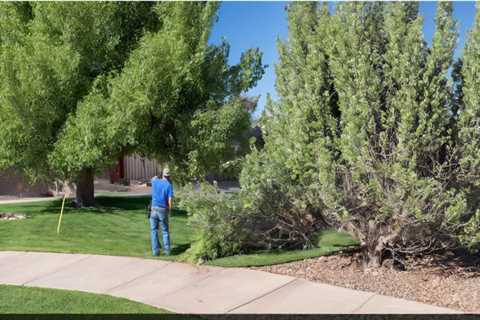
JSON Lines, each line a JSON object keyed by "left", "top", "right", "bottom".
{"left": 150, "top": 168, "right": 173, "bottom": 256}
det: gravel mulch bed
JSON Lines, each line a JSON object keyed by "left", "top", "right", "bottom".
{"left": 256, "top": 253, "right": 480, "bottom": 313}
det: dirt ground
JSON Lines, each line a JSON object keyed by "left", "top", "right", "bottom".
{"left": 257, "top": 252, "right": 480, "bottom": 313}
{"left": 94, "top": 179, "right": 150, "bottom": 194}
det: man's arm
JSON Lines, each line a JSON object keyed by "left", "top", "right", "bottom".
{"left": 168, "top": 183, "right": 173, "bottom": 210}
{"left": 148, "top": 176, "right": 157, "bottom": 188}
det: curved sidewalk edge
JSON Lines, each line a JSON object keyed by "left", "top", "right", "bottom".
{"left": 0, "top": 251, "right": 460, "bottom": 314}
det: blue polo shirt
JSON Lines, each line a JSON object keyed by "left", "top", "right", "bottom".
{"left": 151, "top": 177, "right": 173, "bottom": 208}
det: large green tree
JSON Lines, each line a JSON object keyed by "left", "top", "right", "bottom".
{"left": 324, "top": 2, "right": 465, "bottom": 267}
{"left": 0, "top": 2, "right": 264, "bottom": 206}
{"left": 241, "top": 2, "right": 339, "bottom": 248}
{"left": 457, "top": 4, "right": 480, "bottom": 252}
{"left": 241, "top": 2, "right": 477, "bottom": 267}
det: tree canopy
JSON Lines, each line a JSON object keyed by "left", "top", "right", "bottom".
{"left": 0, "top": 2, "right": 265, "bottom": 205}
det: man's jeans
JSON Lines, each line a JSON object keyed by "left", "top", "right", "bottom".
{"left": 150, "top": 207, "right": 170, "bottom": 256}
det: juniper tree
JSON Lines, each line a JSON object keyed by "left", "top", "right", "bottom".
{"left": 383, "top": 2, "right": 424, "bottom": 165}
{"left": 241, "top": 2, "right": 338, "bottom": 249}
{"left": 458, "top": 5, "right": 480, "bottom": 185}
{"left": 327, "top": 2, "right": 393, "bottom": 267}
{"left": 327, "top": 2, "right": 385, "bottom": 166}
{"left": 328, "top": 2, "right": 465, "bottom": 268}
{"left": 415, "top": 2, "right": 457, "bottom": 174}
{"left": 457, "top": 4, "right": 480, "bottom": 252}
{"left": 241, "top": 2, "right": 475, "bottom": 267}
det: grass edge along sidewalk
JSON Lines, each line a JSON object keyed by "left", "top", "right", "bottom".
{"left": 0, "top": 284, "right": 167, "bottom": 314}
{"left": 0, "top": 196, "right": 358, "bottom": 267}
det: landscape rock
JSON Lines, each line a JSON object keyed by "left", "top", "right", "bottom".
{"left": 0, "top": 213, "right": 26, "bottom": 221}
{"left": 256, "top": 254, "right": 480, "bottom": 313}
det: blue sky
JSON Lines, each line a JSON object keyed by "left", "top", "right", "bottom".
{"left": 210, "top": 1, "right": 477, "bottom": 119}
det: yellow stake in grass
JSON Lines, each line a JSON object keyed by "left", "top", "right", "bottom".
{"left": 56, "top": 193, "right": 67, "bottom": 235}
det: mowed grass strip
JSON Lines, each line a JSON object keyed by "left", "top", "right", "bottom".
{"left": 0, "top": 284, "right": 167, "bottom": 313}
{"left": 207, "top": 229, "right": 359, "bottom": 267}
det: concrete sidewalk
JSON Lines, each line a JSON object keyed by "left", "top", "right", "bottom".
{"left": 0, "top": 196, "right": 62, "bottom": 205}
{"left": 0, "top": 193, "right": 150, "bottom": 205}
{"left": 0, "top": 251, "right": 459, "bottom": 314}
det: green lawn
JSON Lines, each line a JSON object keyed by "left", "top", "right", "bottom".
{"left": 207, "top": 229, "right": 359, "bottom": 267}
{"left": 0, "top": 196, "right": 192, "bottom": 260}
{"left": 0, "top": 285, "right": 166, "bottom": 313}
{"left": 0, "top": 196, "right": 358, "bottom": 266}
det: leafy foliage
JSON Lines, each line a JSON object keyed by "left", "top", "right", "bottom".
{"left": 0, "top": 3, "right": 135, "bottom": 180}
{"left": 0, "top": 3, "right": 265, "bottom": 203}
{"left": 51, "top": 3, "right": 264, "bottom": 184}
{"left": 178, "top": 181, "right": 327, "bottom": 262}
{"left": 177, "top": 183, "right": 250, "bottom": 261}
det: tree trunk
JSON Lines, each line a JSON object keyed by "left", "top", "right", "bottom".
{"left": 75, "top": 168, "right": 95, "bottom": 207}
{"left": 364, "top": 249, "right": 382, "bottom": 269}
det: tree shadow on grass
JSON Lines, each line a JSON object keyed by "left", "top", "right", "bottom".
{"left": 39, "top": 196, "right": 148, "bottom": 214}
{"left": 170, "top": 243, "right": 191, "bottom": 255}
{"left": 94, "top": 197, "right": 190, "bottom": 217}
{"left": 1, "top": 196, "right": 150, "bottom": 214}
{"left": 95, "top": 196, "right": 150, "bottom": 211}
{"left": 33, "top": 196, "right": 191, "bottom": 218}
{"left": 170, "top": 208, "right": 189, "bottom": 217}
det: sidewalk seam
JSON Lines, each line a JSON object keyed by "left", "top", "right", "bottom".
{"left": 158, "top": 268, "right": 223, "bottom": 299}
{"left": 105, "top": 261, "right": 173, "bottom": 293}
{"left": 350, "top": 293, "right": 377, "bottom": 314}
{"left": 225, "top": 278, "right": 298, "bottom": 313}
{"left": 22, "top": 254, "right": 92, "bottom": 286}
